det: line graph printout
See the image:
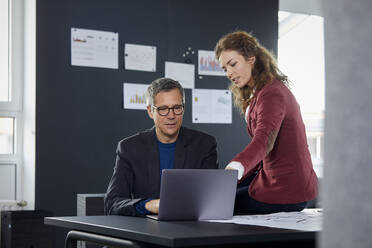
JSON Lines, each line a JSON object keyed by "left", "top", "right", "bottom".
{"left": 123, "top": 83, "right": 148, "bottom": 110}
{"left": 198, "top": 50, "right": 225, "bottom": 76}
{"left": 71, "top": 28, "right": 118, "bottom": 69}
{"left": 124, "top": 43, "right": 156, "bottom": 72}
{"left": 192, "top": 89, "right": 232, "bottom": 124}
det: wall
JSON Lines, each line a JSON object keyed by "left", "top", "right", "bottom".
{"left": 321, "top": 0, "right": 372, "bottom": 247}
{"left": 279, "top": 0, "right": 322, "bottom": 16}
{"left": 36, "top": 0, "right": 278, "bottom": 246}
{"left": 23, "top": 0, "right": 36, "bottom": 210}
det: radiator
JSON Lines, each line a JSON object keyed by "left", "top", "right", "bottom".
{"left": 1, "top": 209, "right": 54, "bottom": 248}
{"left": 0, "top": 200, "right": 25, "bottom": 211}
{"left": 0, "top": 200, "right": 26, "bottom": 245}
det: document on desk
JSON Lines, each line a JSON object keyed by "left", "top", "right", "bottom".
{"left": 204, "top": 208, "right": 322, "bottom": 232}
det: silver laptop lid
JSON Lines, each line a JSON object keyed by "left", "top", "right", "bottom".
{"left": 157, "top": 169, "right": 237, "bottom": 221}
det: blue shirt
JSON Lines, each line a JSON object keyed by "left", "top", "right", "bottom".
{"left": 135, "top": 140, "right": 176, "bottom": 215}
{"left": 157, "top": 140, "right": 176, "bottom": 180}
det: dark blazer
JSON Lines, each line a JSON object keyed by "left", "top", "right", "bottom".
{"left": 104, "top": 126, "right": 218, "bottom": 216}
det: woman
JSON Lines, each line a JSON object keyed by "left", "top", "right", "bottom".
{"left": 215, "top": 31, "right": 318, "bottom": 214}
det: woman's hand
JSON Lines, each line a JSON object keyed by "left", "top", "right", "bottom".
{"left": 225, "top": 161, "right": 244, "bottom": 180}
{"left": 145, "top": 199, "right": 160, "bottom": 214}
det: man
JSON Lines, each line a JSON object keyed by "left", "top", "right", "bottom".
{"left": 104, "top": 77, "right": 218, "bottom": 216}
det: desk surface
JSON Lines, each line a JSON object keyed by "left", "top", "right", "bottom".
{"left": 45, "top": 215, "right": 315, "bottom": 247}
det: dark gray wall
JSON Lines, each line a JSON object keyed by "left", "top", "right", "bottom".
{"left": 36, "top": 0, "right": 278, "bottom": 245}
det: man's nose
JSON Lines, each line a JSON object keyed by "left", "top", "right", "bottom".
{"left": 167, "top": 109, "right": 176, "bottom": 118}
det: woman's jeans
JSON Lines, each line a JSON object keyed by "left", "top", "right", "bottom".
{"left": 234, "top": 172, "right": 308, "bottom": 214}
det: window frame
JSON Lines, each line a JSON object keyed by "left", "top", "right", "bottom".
{"left": 0, "top": 0, "right": 23, "bottom": 111}
{"left": 278, "top": 11, "right": 325, "bottom": 178}
{"left": 0, "top": 0, "right": 24, "bottom": 201}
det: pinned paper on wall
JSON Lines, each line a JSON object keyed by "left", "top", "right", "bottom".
{"left": 165, "top": 62, "right": 195, "bottom": 89}
{"left": 124, "top": 44, "right": 156, "bottom": 72}
{"left": 198, "top": 50, "right": 225, "bottom": 76}
{"left": 71, "top": 28, "right": 118, "bottom": 69}
{"left": 123, "top": 83, "right": 149, "bottom": 110}
{"left": 192, "top": 89, "right": 232, "bottom": 124}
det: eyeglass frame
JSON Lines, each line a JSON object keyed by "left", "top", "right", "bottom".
{"left": 151, "top": 104, "right": 185, "bottom": 116}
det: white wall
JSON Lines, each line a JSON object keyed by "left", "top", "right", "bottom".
{"left": 22, "top": 0, "right": 36, "bottom": 210}
{"left": 280, "top": 0, "right": 323, "bottom": 16}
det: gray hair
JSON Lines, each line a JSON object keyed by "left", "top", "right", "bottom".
{"left": 146, "top": 77, "right": 185, "bottom": 106}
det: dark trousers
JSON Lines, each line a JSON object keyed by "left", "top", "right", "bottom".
{"left": 234, "top": 172, "right": 308, "bottom": 214}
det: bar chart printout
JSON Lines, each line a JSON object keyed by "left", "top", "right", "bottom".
{"left": 123, "top": 83, "right": 148, "bottom": 110}
{"left": 198, "top": 50, "right": 224, "bottom": 76}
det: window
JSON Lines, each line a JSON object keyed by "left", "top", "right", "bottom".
{"left": 278, "top": 11, "right": 325, "bottom": 177}
{"left": 0, "top": 0, "right": 23, "bottom": 200}
{"left": 0, "top": 164, "right": 16, "bottom": 200}
{"left": 0, "top": 117, "right": 15, "bottom": 154}
{"left": 0, "top": 0, "right": 9, "bottom": 102}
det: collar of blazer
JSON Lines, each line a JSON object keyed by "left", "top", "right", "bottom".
{"left": 149, "top": 126, "right": 187, "bottom": 169}
{"left": 147, "top": 126, "right": 187, "bottom": 195}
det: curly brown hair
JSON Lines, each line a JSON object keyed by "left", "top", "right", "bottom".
{"left": 215, "top": 31, "right": 289, "bottom": 115}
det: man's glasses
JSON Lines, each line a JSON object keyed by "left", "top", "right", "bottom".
{"left": 152, "top": 104, "right": 184, "bottom": 116}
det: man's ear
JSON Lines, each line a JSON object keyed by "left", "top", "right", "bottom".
{"left": 147, "top": 105, "right": 154, "bottom": 119}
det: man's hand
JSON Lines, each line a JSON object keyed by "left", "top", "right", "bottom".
{"left": 145, "top": 199, "right": 160, "bottom": 214}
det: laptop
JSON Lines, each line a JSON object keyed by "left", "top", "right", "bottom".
{"left": 147, "top": 169, "right": 237, "bottom": 221}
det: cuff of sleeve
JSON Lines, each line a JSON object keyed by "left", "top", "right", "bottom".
{"left": 135, "top": 198, "right": 152, "bottom": 216}
{"left": 226, "top": 161, "right": 245, "bottom": 180}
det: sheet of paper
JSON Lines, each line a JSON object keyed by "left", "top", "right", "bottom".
{"left": 192, "top": 89, "right": 232, "bottom": 124}
{"left": 71, "top": 28, "right": 118, "bottom": 69}
{"left": 204, "top": 208, "right": 322, "bottom": 232}
{"left": 123, "top": 83, "right": 148, "bottom": 110}
{"left": 165, "top": 62, "right": 195, "bottom": 89}
{"left": 198, "top": 50, "right": 225, "bottom": 76}
{"left": 124, "top": 43, "right": 156, "bottom": 72}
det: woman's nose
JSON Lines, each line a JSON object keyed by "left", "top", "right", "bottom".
{"left": 227, "top": 70, "right": 233, "bottom": 79}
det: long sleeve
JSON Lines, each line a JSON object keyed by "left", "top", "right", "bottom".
{"left": 104, "top": 142, "right": 144, "bottom": 216}
{"left": 104, "top": 127, "right": 219, "bottom": 216}
{"left": 135, "top": 199, "right": 152, "bottom": 216}
{"left": 232, "top": 85, "right": 286, "bottom": 180}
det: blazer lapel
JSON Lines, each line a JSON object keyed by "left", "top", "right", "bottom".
{"left": 247, "top": 96, "right": 257, "bottom": 137}
{"left": 147, "top": 127, "right": 161, "bottom": 195}
{"left": 173, "top": 127, "right": 186, "bottom": 169}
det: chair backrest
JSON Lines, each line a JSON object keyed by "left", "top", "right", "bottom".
{"left": 77, "top": 193, "right": 105, "bottom": 216}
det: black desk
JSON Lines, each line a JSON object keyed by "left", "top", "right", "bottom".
{"left": 45, "top": 215, "right": 316, "bottom": 248}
